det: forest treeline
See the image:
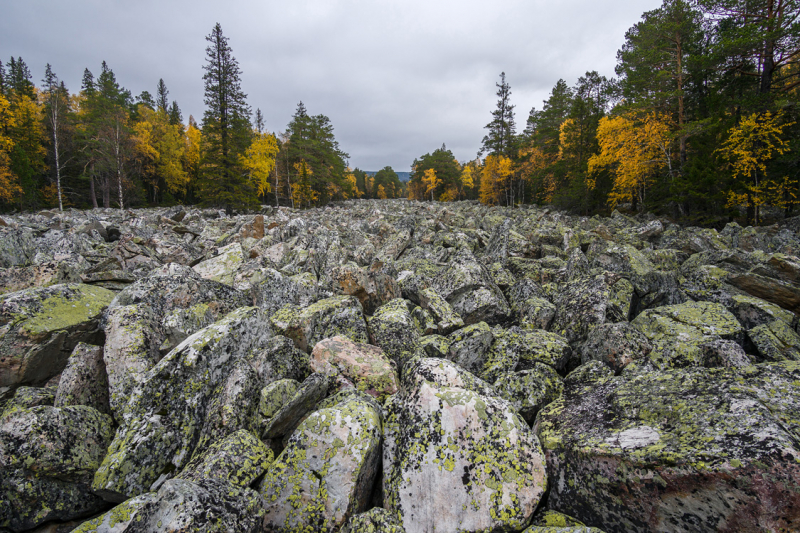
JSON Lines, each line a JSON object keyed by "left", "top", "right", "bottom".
{"left": 0, "top": 23, "right": 398, "bottom": 215}
{"left": 1, "top": 0, "right": 799, "bottom": 225}
{"left": 409, "top": 0, "right": 800, "bottom": 225}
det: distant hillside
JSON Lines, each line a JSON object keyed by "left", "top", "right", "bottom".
{"left": 365, "top": 171, "right": 412, "bottom": 182}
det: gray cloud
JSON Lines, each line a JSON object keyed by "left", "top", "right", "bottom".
{"left": 1, "top": 0, "right": 661, "bottom": 171}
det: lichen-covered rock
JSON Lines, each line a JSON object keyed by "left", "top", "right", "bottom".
{"left": 0, "top": 283, "right": 114, "bottom": 388}
{"left": 699, "top": 338, "right": 752, "bottom": 367}
{"left": 260, "top": 396, "right": 382, "bottom": 532}
{"left": 748, "top": 320, "right": 800, "bottom": 361}
{"left": 514, "top": 329, "right": 573, "bottom": 374}
{"left": 271, "top": 295, "right": 369, "bottom": 353}
{"left": 192, "top": 359, "right": 263, "bottom": 458}
{"left": 431, "top": 250, "right": 511, "bottom": 325}
{"left": 73, "top": 478, "right": 264, "bottom": 533}
{"left": 727, "top": 254, "right": 800, "bottom": 314}
{"left": 518, "top": 296, "right": 557, "bottom": 331}
{"left": 564, "top": 360, "right": 614, "bottom": 388}
{"left": 249, "top": 335, "right": 312, "bottom": 384}
{"left": 0, "top": 405, "right": 115, "bottom": 531}
{"left": 446, "top": 321, "right": 494, "bottom": 376}
{"left": 0, "top": 227, "right": 35, "bottom": 268}
{"left": 383, "top": 357, "right": 547, "bottom": 533}
{"left": 93, "top": 307, "right": 273, "bottom": 502}
{"left": 551, "top": 274, "right": 620, "bottom": 347}
{"left": 177, "top": 429, "right": 273, "bottom": 488}
{"left": 731, "top": 293, "right": 797, "bottom": 331}
{"left": 493, "top": 363, "right": 564, "bottom": 424}
{"left": 54, "top": 342, "right": 110, "bottom": 415}
{"left": 368, "top": 298, "right": 422, "bottom": 372}
{"left": 250, "top": 267, "right": 320, "bottom": 316}
{"left": 1, "top": 386, "right": 55, "bottom": 418}
{"left": 259, "top": 379, "right": 300, "bottom": 427}
{"left": 103, "top": 268, "right": 248, "bottom": 417}
{"left": 481, "top": 326, "right": 573, "bottom": 382}
{"left": 419, "top": 287, "right": 464, "bottom": 335}
{"left": 535, "top": 362, "right": 800, "bottom": 533}
{"left": 632, "top": 300, "right": 744, "bottom": 369}
{"left": 580, "top": 323, "right": 652, "bottom": 374}
{"left": 329, "top": 262, "right": 401, "bottom": 315}
{"left": 158, "top": 302, "right": 220, "bottom": 354}
{"left": 311, "top": 336, "right": 399, "bottom": 401}
{"left": 262, "top": 372, "right": 333, "bottom": 440}
{"left": 411, "top": 305, "right": 438, "bottom": 335}
{"left": 342, "top": 507, "right": 406, "bottom": 533}
{"left": 103, "top": 304, "right": 161, "bottom": 419}
{"left": 523, "top": 510, "right": 606, "bottom": 533}
{"left": 401, "top": 357, "right": 497, "bottom": 398}
{"left": 0, "top": 259, "right": 84, "bottom": 296}
{"left": 192, "top": 242, "right": 244, "bottom": 285}
{"left": 419, "top": 334, "right": 451, "bottom": 358}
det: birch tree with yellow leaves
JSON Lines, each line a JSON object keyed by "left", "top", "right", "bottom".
{"left": 0, "top": 94, "right": 23, "bottom": 204}
{"left": 242, "top": 131, "right": 279, "bottom": 199}
{"left": 718, "top": 111, "right": 794, "bottom": 224}
{"left": 423, "top": 168, "right": 440, "bottom": 201}
{"left": 588, "top": 112, "right": 674, "bottom": 210}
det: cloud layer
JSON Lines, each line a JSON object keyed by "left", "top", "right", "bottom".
{"left": 1, "top": 0, "right": 661, "bottom": 170}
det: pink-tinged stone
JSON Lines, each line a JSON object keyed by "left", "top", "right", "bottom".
{"left": 311, "top": 336, "right": 398, "bottom": 401}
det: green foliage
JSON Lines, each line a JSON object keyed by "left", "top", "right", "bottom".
{"left": 198, "top": 23, "right": 256, "bottom": 213}
{"left": 284, "top": 101, "right": 349, "bottom": 206}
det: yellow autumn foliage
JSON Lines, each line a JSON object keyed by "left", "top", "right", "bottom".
{"left": 718, "top": 111, "right": 795, "bottom": 220}
{"left": 0, "top": 94, "right": 23, "bottom": 203}
{"left": 588, "top": 112, "right": 673, "bottom": 209}
{"left": 242, "top": 132, "right": 279, "bottom": 196}
{"left": 480, "top": 154, "right": 513, "bottom": 205}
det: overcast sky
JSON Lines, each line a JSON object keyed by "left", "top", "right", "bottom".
{"left": 2, "top": 0, "right": 661, "bottom": 171}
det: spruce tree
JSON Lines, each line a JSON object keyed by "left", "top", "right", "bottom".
{"left": 168, "top": 101, "right": 182, "bottom": 125}
{"left": 199, "top": 22, "right": 255, "bottom": 213}
{"left": 156, "top": 79, "right": 169, "bottom": 112}
{"left": 481, "top": 72, "right": 517, "bottom": 158}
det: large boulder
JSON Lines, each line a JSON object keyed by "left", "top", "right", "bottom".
{"left": 383, "top": 357, "right": 547, "bottom": 533}
{"left": 580, "top": 323, "right": 652, "bottom": 375}
{"left": 92, "top": 307, "right": 273, "bottom": 502}
{"left": 0, "top": 283, "right": 114, "bottom": 388}
{"left": 0, "top": 405, "right": 115, "bottom": 531}
{"left": 430, "top": 250, "right": 511, "bottom": 325}
{"left": 631, "top": 301, "right": 744, "bottom": 369}
{"left": 260, "top": 394, "right": 383, "bottom": 532}
{"left": 368, "top": 298, "right": 422, "bottom": 372}
{"left": 250, "top": 267, "right": 319, "bottom": 316}
{"left": 54, "top": 342, "right": 111, "bottom": 415}
{"left": 419, "top": 287, "right": 464, "bottom": 335}
{"left": 271, "top": 295, "right": 369, "bottom": 353}
{"left": 192, "top": 242, "right": 245, "bottom": 286}
{"left": 73, "top": 478, "right": 264, "bottom": 533}
{"left": 535, "top": 362, "right": 800, "bottom": 533}
{"left": 103, "top": 267, "right": 248, "bottom": 417}
{"left": 328, "top": 262, "right": 401, "bottom": 315}
{"left": 311, "top": 336, "right": 399, "bottom": 401}
{"left": 551, "top": 274, "right": 629, "bottom": 347}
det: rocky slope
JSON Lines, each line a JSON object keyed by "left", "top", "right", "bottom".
{"left": 0, "top": 200, "right": 799, "bottom": 533}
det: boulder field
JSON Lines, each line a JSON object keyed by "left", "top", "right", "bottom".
{"left": 0, "top": 199, "right": 799, "bottom": 533}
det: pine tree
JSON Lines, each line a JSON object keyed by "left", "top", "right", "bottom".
{"left": 199, "top": 22, "right": 255, "bottom": 213}
{"left": 481, "top": 72, "right": 517, "bottom": 158}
